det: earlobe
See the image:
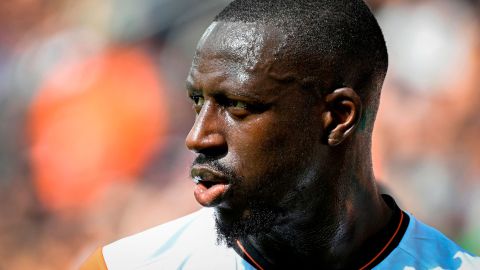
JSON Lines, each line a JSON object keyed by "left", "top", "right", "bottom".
{"left": 322, "top": 88, "right": 362, "bottom": 146}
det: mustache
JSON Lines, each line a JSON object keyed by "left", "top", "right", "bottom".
{"left": 192, "top": 155, "right": 238, "bottom": 183}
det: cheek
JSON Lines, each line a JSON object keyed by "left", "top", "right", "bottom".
{"left": 227, "top": 113, "right": 318, "bottom": 175}
{"left": 227, "top": 116, "right": 285, "bottom": 159}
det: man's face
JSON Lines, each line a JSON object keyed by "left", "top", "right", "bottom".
{"left": 186, "top": 21, "right": 329, "bottom": 242}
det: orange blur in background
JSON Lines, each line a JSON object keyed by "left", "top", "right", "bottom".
{"left": 28, "top": 48, "right": 168, "bottom": 211}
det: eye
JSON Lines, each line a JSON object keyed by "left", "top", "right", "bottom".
{"left": 228, "top": 100, "right": 247, "bottom": 109}
{"left": 223, "top": 99, "right": 251, "bottom": 118}
{"left": 192, "top": 95, "right": 204, "bottom": 106}
{"left": 191, "top": 95, "right": 205, "bottom": 113}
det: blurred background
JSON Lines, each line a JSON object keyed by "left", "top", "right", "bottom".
{"left": 0, "top": 0, "right": 478, "bottom": 268}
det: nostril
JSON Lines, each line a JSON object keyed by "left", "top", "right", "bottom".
{"left": 185, "top": 130, "right": 228, "bottom": 154}
{"left": 198, "top": 144, "right": 228, "bottom": 159}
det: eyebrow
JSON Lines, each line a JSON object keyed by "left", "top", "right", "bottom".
{"left": 186, "top": 82, "right": 200, "bottom": 94}
{"left": 186, "top": 81, "right": 267, "bottom": 103}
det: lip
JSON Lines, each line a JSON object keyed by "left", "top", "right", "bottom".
{"left": 190, "top": 165, "right": 230, "bottom": 207}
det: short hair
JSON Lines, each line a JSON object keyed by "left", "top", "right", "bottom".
{"left": 214, "top": 0, "right": 388, "bottom": 133}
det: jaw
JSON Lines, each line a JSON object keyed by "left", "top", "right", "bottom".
{"left": 214, "top": 202, "right": 281, "bottom": 247}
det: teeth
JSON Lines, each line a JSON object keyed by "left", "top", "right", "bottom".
{"left": 193, "top": 176, "right": 202, "bottom": 184}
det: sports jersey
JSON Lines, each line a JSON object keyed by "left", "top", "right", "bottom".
{"left": 81, "top": 196, "right": 480, "bottom": 270}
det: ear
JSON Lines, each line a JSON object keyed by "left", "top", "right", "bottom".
{"left": 322, "top": 87, "right": 362, "bottom": 146}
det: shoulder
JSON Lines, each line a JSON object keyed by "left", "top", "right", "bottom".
{"left": 376, "top": 212, "right": 480, "bottom": 270}
{"left": 100, "top": 208, "right": 254, "bottom": 270}
{"left": 102, "top": 209, "right": 214, "bottom": 269}
{"left": 104, "top": 208, "right": 214, "bottom": 255}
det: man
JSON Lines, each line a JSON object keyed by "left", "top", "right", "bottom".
{"left": 81, "top": 0, "right": 480, "bottom": 269}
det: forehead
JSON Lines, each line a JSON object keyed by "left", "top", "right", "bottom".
{"left": 192, "top": 21, "right": 283, "bottom": 71}
{"left": 188, "top": 21, "right": 295, "bottom": 96}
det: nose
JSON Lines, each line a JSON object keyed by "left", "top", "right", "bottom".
{"left": 185, "top": 101, "right": 227, "bottom": 157}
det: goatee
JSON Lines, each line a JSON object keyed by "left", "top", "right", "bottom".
{"left": 214, "top": 203, "right": 280, "bottom": 247}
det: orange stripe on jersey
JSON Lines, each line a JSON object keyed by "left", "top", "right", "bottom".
{"left": 80, "top": 247, "right": 108, "bottom": 270}
{"left": 236, "top": 240, "right": 265, "bottom": 270}
{"left": 359, "top": 211, "right": 404, "bottom": 270}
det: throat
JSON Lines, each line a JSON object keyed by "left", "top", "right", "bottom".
{"left": 231, "top": 195, "right": 409, "bottom": 270}
{"left": 233, "top": 219, "right": 340, "bottom": 269}
{"left": 234, "top": 232, "right": 338, "bottom": 269}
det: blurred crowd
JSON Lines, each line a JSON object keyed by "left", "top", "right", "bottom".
{"left": 0, "top": 0, "right": 478, "bottom": 269}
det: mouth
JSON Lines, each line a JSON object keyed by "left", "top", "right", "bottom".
{"left": 191, "top": 166, "right": 230, "bottom": 207}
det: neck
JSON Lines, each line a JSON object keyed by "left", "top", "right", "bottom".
{"left": 239, "top": 143, "right": 392, "bottom": 269}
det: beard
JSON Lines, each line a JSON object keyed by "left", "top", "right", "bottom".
{"left": 192, "top": 137, "right": 321, "bottom": 248}
{"left": 192, "top": 154, "right": 287, "bottom": 247}
{"left": 212, "top": 167, "right": 290, "bottom": 248}
{"left": 214, "top": 200, "right": 281, "bottom": 248}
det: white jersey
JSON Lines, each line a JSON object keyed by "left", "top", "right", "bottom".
{"left": 100, "top": 207, "right": 479, "bottom": 269}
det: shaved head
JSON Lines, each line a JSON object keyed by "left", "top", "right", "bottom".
{"left": 213, "top": 0, "right": 388, "bottom": 133}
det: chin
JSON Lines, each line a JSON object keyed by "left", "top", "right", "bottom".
{"left": 214, "top": 202, "right": 279, "bottom": 247}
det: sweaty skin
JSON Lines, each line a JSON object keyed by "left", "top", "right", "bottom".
{"left": 186, "top": 21, "right": 391, "bottom": 269}
{"left": 187, "top": 22, "right": 325, "bottom": 210}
